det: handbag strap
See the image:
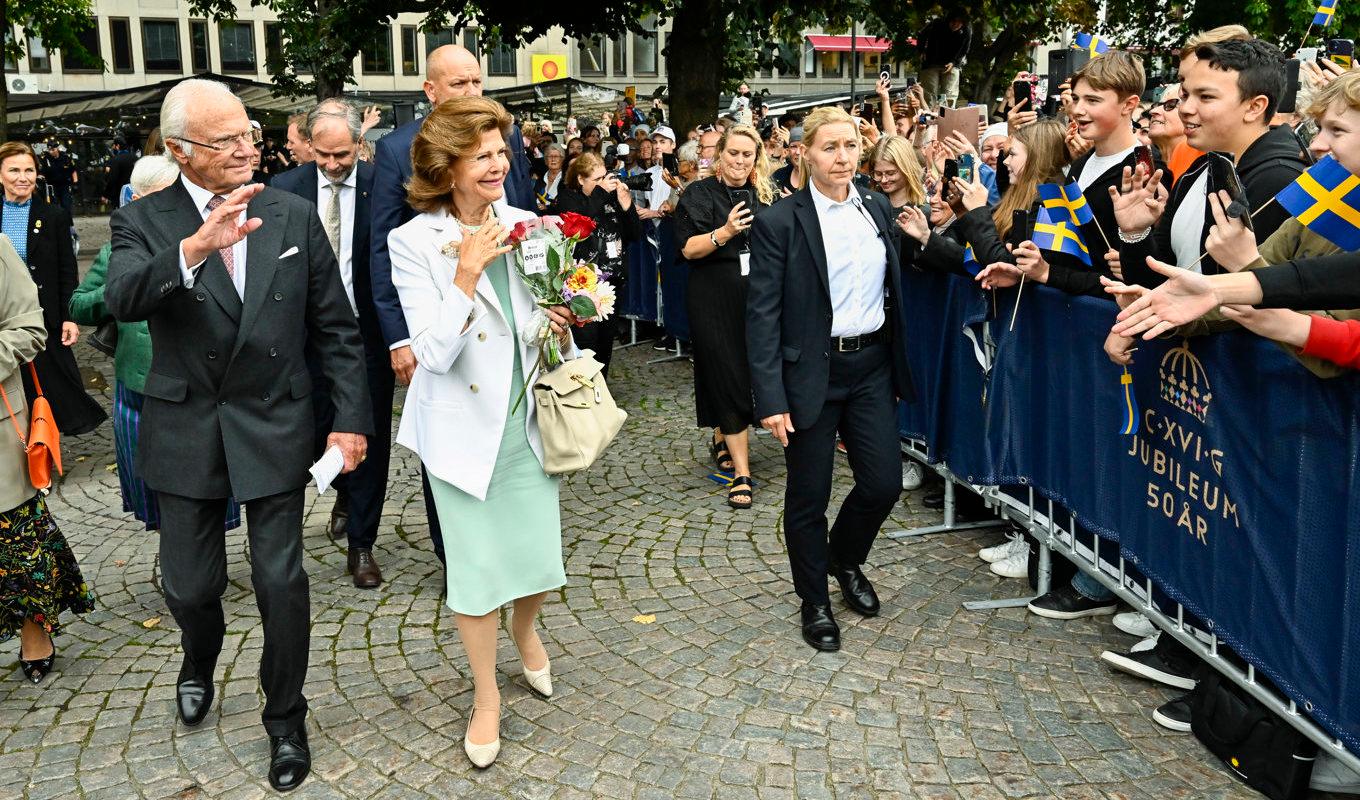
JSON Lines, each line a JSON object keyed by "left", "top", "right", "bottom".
{"left": 27, "top": 361, "right": 42, "bottom": 397}
{"left": 0, "top": 378, "right": 28, "bottom": 447}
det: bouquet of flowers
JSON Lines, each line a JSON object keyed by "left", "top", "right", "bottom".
{"left": 507, "top": 211, "right": 617, "bottom": 371}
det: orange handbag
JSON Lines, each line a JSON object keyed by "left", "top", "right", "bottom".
{"left": 0, "top": 363, "right": 62, "bottom": 493}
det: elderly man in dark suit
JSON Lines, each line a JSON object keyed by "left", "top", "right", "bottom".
{"left": 369, "top": 43, "right": 533, "bottom": 564}
{"left": 105, "top": 78, "right": 371, "bottom": 793}
{"left": 272, "top": 98, "right": 388, "bottom": 589}
{"left": 746, "top": 106, "right": 912, "bottom": 653}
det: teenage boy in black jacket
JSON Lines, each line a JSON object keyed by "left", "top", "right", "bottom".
{"left": 1115, "top": 39, "right": 1305, "bottom": 287}
{"left": 1013, "top": 51, "right": 1173, "bottom": 298}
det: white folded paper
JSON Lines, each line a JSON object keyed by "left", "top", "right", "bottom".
{"left": 310, "top": 445, "right": 345, "bottom": 494}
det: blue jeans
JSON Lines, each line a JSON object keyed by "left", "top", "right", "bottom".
{"left": 1072, "top": 569, "right": 1116, "bottom": 602}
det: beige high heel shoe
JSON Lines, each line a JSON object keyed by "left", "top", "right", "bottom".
{"left": 463, "top": 704, "right": 501, "bottom": 768}
{"left": 522, "top": 657, "right": 553, "bottom": 698}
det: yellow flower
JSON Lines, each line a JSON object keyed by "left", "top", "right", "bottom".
{"left": 565, "top": 266, "right": 597, "bottom": 292}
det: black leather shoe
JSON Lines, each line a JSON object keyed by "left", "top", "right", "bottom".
{"left": 347, "top": 548, "right": 383, "bottom": 589}
{"left": 327, "top": 502, "right": 349, "bottom": 540}
{"left": 831, "top": 561, "right": 881, "bottom": 617}
{"left": 268, "top": 728, "right": 311, "bottom": 793}
{"left": 800, "top": 602, "right": 840, "bottom": 652}
{"left": 921, "top": 490, "right": 945, "bottom": 509}
{"left": 176, "top": 676, "right": 214, "bottom": 726}
{"left": 19, "top": 637, "right": 55, "bottom": 684}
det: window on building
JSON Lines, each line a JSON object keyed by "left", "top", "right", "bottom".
{"left": 803, "top": 41, "right": 817, "bottom": 77}
{"left": 61, "top": 17, "right": 102, "bottom": 73}
{"left": 611, "top": 35, "right": 627, "bottom": 76}
{"left": 109, "top": 18, "right": 134, "bottom": 73}
{"left": 774, "top": 43, "right": 799, "bottom": 79}
{"left": 362, "top": 24, "right": 393, "bottom": 74}
{"left": 3, "top": 31, "right": 15, "bottom": 72}
{"left": 189, "top": 20, "right": 210, "bottom": 73}
{"left": 400, "top": 25, "right": 418, "bottom": 75}
{"left": 633, "top": 18, "right": 658, "bottom": 75}
{"left": 264, "top": 22, "right": 284, "bottom": 74}
{"left": 27, "top": 36, "right": 50, "bottom": 73}
{"left": 487, "top": 42, "right": 515, "bottom": 77}
{"left": 578, "top": 36, "right": 604, "bottom": 76}
{"left": 141, "top": 19, "right": 182, "bottom": 73}
{"left": 819, "top": 51, "right": 842, "bottom": 78}
{"left": 462, "top": 29, "right": 479, "bottom": 59}
{"left": 218, "top": 21, "right": 255, "bottom": 72}
{"left": 424, "top": 28, "right": 453, "bottom": 54}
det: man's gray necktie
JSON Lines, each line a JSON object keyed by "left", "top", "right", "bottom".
{"left": 324, "top": 181, "right": 342, "bottom": 258}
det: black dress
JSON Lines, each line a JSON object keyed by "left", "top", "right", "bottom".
{"left": 674, "top": 176, "right": 761, "bottom": 435}
{"left": 551, "top": 185, "right": 642, "bottom": 376}
{"left": 1, "top": 200, "right": 106, "bottom": 436}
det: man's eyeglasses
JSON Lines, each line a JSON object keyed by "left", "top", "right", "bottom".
{"left": 174, "top": 128, "right": 264, "bottom": 152}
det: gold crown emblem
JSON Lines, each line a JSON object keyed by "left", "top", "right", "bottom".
{"left": 1159, "top": 341, "right": 1212, "bottom": 422}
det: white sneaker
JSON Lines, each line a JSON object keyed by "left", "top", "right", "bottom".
{"left": 1113, "top": 611, "right": 1158, "bottom": 639}
{"left": 978, "top": 532, "right": 1027, "bottom": 563}
{"left": 902, "top": 460, "right": 924, "bottom": 491}
{"left": 1130, "top": 632, "right": 1159, "bottom": 653}
{"left": 989, "top": 548, "right": 1029, "bottom": 579}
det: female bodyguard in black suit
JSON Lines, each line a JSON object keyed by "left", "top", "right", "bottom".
{"left": 746, "top": 106, "right": 913, "bottom": 653}
{"left": 0, "top": 142, "right": 106, "bottom": 435}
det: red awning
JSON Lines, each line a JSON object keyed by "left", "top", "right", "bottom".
{"left": 806, "top": 35, "right": 893, "bottom": 53}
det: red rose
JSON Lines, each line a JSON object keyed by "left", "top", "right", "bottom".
{"left": 507, "top": 219, "right": 539, "bottom": 246}
{"left": 558, "top": 212, "right": 597, "bottom": 240}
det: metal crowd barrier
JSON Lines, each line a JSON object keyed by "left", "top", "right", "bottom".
{"left": 893, "top": 440, "right": 1360, "bottom": 775}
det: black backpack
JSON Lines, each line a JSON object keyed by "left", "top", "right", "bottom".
{"left": 1190, "top": 670, "right": 1317, "bottom": 800}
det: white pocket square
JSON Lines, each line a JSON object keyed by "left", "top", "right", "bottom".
{"left": 279, "top": 246, "right": 299, "bottom": 259}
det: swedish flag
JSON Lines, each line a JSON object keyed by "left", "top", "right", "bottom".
{"left": 963, "top": 243, "right": 981, "bottom": 276}
{"left": 1037, "top": 181, "right": 1096, "bottom": 227}
{"left": 1031, "top": 207, "right": 1092, "bottom": 266}
{"left": 1275, "top": 154, "right": 1360, "bottom": 251}
{"left": 1315, "top": 0, "right": 1339, "bottom": 27}
{"left": 1073, "top": 32, "right": 1111, "bottom": 56}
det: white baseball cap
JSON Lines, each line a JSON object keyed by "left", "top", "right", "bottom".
{"left": 651, "top": 125, "right": 677, "bottom": 143}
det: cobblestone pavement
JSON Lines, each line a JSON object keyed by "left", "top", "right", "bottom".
{"left": 0, "top": 328, "right": 1309, "bottom": 799}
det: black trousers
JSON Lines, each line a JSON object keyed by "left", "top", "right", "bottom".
{"left": 781, "top": 342, "right": 902, "bottom": 605}
{"left": 572, "top": 316, "right": 618, "bottom": 378}
{"left": 158, "top": 488, "right": 309, "bottom": 736}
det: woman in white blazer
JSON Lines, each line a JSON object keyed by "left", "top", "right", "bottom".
{"left": 387, "top": 97, "right": 576, "bottom": 769}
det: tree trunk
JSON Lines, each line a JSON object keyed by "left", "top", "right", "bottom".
{"left": 966, "top": 26, "right": 1027, "bottom": 112}
{"left": 315, "top": 73, "right": 346, "bottom": 101}
{"left": 665, "top": 0, "right": 726, "bottom": 140}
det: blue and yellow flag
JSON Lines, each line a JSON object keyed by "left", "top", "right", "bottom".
{"left": 1031, "top": 207, "right": 1092, "bottom": 266}
{"left": 963, "top": 243, "right": 981, "bottom": 275}
{"left": 1037, "top": 181, "right": 1096, "bottom": 227}
{"left": 1119, "top": 368, "right": 1140, "bottom": 435}
{"left": 1073, "top": 32, "right": 1111, "bottom": 56}
{"left": 1315, "top": 0, "right": 1339, "bottom": 27}
{"left": 1275, "top": 154, "right": 1360, "bottom": 251}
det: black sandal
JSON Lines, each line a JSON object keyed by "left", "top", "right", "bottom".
{"left": 710, "top": 438, "right": 734, "bottom": 472}
{"left": 727, "top": 476, "right": 753, "bottom": 509}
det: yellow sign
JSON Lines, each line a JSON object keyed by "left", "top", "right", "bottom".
{"left": 532, "top": 54, "right": 567, "bottom": 83}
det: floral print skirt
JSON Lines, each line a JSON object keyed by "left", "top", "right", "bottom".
{"left": 0, "top": 494, "right": 94, "bottom": 641}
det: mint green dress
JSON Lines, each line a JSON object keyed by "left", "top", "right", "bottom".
{"left": 427, "top": 255, "right": 566, "bottom": 615}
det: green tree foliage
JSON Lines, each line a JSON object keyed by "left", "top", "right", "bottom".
{"left": 2, "top": 0, "right": 101, "bottom": 138}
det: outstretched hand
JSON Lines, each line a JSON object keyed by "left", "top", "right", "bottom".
{"left": 182, "top": 183, "right": 266, "bottom": 266}
{"left": 1110, "top": 257, "right": 1219, "bottom": 339}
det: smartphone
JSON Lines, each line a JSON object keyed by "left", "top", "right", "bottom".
{"left": 1328, "top": 38, "right": 1355, "bottom": 68}
{"left": 1208, "top": 152, "right": 1254, "bottom": 232}
{"left": 905, "top": 76, "right": 917, "bottom": 88}
{"left": 880, "top": 70, "right": 892, "bottom": 83}
{"left": 1012, "top": 80, "right": 1033, "bottom": 110}
{"left": 1297, "top": 46, "right": 1320, "bottom": 63}
{"left": 662, "top": 153, "right": 678, "bottom": 173}
{"left": 1008, "top": 209, "right": 1030, "bottom": 249}
{"left": 729, "top": 188, "right": 754, "bottom": 211}
{"left": 1279, "top": 59, "right": 1302, "bottom": 115}
{"left": 942, "top": 158, "right": 959, "bottom": 197}
{"left": 1134, "top": 144, "right": 1154, "bottom": 176}
{"left": 957, "top": 153, "right": 976, "bottom": 183}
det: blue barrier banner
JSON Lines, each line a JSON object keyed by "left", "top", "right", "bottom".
{"left": 622, "top": 233, "right": 659, "bottom": 322}
{"left": 903, "top": 281, "right": 1360, "bottom": 755}
{"left": 657, "top": 220, "right": 691, "bottom": 342}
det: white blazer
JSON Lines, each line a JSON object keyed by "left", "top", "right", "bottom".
{"left": 388, "top": 199, "right": 575, "bottom": 500}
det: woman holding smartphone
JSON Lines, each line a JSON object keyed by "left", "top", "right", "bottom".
{"left": 675, "top": 124, "right": 774, "bottom": 509}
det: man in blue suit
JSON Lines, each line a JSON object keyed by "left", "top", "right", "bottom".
{"left": 369, "top": 44, "right": 533, "bottom": 563}
{"left": 273, "top": 99, "right": 390, "bottom": 588}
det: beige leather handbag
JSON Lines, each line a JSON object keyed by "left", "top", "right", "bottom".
{"left": 533, "top": 353, "right": 627, "bottom": 475}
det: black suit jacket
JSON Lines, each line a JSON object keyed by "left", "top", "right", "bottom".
{"left": 270, "top": 161, "right": 383, "bottom": 347}
{"left": 105, "top": 179, "right": 372, "bottom": 502}
{"left": 747, "top": 186, "right": 914, "bottom": 429}
{"left": 0, "top": 199, "right": 76, "bottom": 337}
